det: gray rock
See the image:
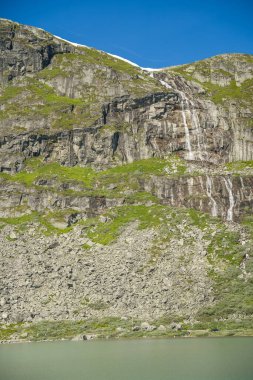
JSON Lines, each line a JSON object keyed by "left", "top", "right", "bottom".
{"left": 83, "top": 334, "right": 97, "bottom": 341}
{"left": 141, "top": 322, "right": 156, "bottom": 331}
{"left": 2, "top": 312, "right": 8, "bottom": 320}
{"left": 170, "top": 323, "right": 182, "bottom": 331}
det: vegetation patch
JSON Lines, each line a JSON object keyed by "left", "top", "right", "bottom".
{"left": 0, "top": 158, "right": 95, "bottom": 187}
{"left": 0, "top": 155, "right": 187, "bottom": 197}
{"left": 37, "top": 49, "right": 165, "bottom": 98}
{"left": 83, "top": 204, "right": 218, "bottom": 246}
{"left": 226, "top": 161, "right": 253, "bottom": 172}
{"left": 203, "top": 79, "right": 253, "bottom": 105}
{"left": 167, "top": 62, "right": 253, "bottom": 107}
{"left": 207, "top": 229, "right": 244, "bottom": 265}
{"left": 0, "top": 78, "right": 100, "bottom": 131}
{"left": 1, "top": 315, "right": 253, "bottom": 342}
{"left": 200, "top": 228, "right": 253, "bottom": 320}
{"left": 0, "top": 211, "right": 71, "bottom": 235}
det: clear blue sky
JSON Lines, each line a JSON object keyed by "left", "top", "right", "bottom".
{"left": 1, "top": 0, "right": 253, "bottom": 68}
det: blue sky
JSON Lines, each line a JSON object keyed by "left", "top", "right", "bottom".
{"left": 1, "top": 0, "right": 253, "bottom": 68}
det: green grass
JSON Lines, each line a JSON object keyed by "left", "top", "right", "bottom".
{"left": 83, "top": 204, "right": 218, "bottom": 246}
{"left": 0, "top": 85, "right": 24, "bottom": 102}
{"left": 199, "top": 226, "right": 253, "bottom": 320}
{"left": 0, "top": 80, "right": 84, "bottom": 108}
{"left": 84, "top": 204, "right": 165, "bottom": 245}
{"left": 0, "top": 155, "right": 187, "bottom": 195}
{"left": 0, "top": 323, "right": 23, "bottom": 341}
{"left": 0, "top": 211, "right": 71, "bottom": 235}
{"left": 167, "top": 62, "right": 253, "bottom": 107}
{"left": 1, "top": 316, "right": 253, "bottom": 342}
{"left": 226, "top": 161, "right": 253, "bottom": 171}
{"left": 0, "top": 158, "right": 95, "bottom": 187}
{"left": 103, "top": 156, "right": 186, "bottom": 176}
{"left": 198, "top": 263, "right": 253, "bottom": 320}
{"left": 26, "top": 82, "right": 83, "bottom": 105}
{"left": 202, "top": 79, "right": 253, "bottom": 105}
{"left": 82, "top": 243, "right": 92, "bottom": 250}
{"left": 241, "top": 215, "right": 253, "bottom": 239}
{"left": 0, "top": 212, "right": 38, "bottom": 226}
{"left": 0, "top": 78, "right": 100, "bottom": 130}
{"left": 37, "top": 66, "right": 69, "bottom": 80}
{"left": 37, "top": 48, "right": 166, "bottom": 98}
{"left": 207, "top": 229, "right": 244, "bottom": 265}
{"left": 39, "top": 50, "right": 142, "bottom": 77}
{"left": 187, "top": 208, "right": 209, "bottom": 229}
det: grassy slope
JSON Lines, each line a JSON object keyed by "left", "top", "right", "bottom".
{"left": 0, "top": 155, "right": 186, "bottom": 193}
{"left": 165, "top": 54, "right": 253, "bottom": 109}
{"left": 0, "top": 41, "right": 166, "bottom": 135}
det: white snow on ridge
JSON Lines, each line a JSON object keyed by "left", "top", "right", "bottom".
{"left": 53, "top": 35, "right": 90, "bottom": 49}
{"left": 141, "top": 67, "right": 163, "bottom": 72}
{"left": 107, "top": 54, "right": 164, "bottom": 72}
{"left": 107, "top": 53, "right": 140, "bottom": 68}
{"left": 53, "top": 35, "right": 166, "bottom": 72}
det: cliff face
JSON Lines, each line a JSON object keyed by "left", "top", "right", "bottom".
{"left": 0, "top": 20, "right": 253, "bottom": 339}
{"left": 0, "top": 19, "right": 76, "bottom": 84}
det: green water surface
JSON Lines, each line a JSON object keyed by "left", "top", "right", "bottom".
{"left": 0, "top": 337, "right": 253, "bottom": 380}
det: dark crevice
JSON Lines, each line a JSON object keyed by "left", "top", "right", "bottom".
{"left": 112, "top": 132, "right": 120, "bottom": 155}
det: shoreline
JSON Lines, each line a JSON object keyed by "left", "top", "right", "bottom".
{"left": 1, "top": 328, "right": 253, "bottom": 345}
{"left": 1, "top": 317, "right": 253, "bottom": 345}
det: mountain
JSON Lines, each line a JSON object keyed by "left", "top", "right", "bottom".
{"left": 0, "top": 19, "right": 252, "bottom": 342}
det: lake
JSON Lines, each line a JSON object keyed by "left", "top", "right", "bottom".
{"left": 0, "top": 337, "right": 253, "bottom": 380}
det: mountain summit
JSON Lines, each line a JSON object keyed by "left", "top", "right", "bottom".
{"left": 0, "top": 19, "right": 253, "bottom": 341}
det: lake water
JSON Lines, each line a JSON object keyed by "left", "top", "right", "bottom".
{"left": 0, "top": 337, "right": 253, "bottom": 380}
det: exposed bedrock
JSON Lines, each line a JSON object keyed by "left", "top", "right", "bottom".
{"left": 0, "top": 19, "right": 74, "bottom": 83}
{"left": 0, "top": 173, "right": 252, "bottom": 223}
{"left": 1, "top": 91, "right": 252, "bottom": 173}
{"left": 141, "top": 175, "right": 253, "bottom": 222}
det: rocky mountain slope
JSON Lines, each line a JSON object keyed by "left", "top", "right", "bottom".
{"left": 0, "top": 19, "right": 253, "bottom": 341}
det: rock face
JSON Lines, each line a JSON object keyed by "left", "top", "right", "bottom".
{"left": 142, "top": 174, "right": 253, "bottom": 222}
{"left": 0, "top": 19, "right": 253, "bottom": 329}
{"left": 0, "top": 18, "right": 74, "bottom": 83}
{"left": 1, "top": 80, "right": 252, "bottom": 172}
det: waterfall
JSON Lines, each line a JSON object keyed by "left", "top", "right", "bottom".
{"left": 178, "top": 91, "right": 207, "bottom": 162}
{"left": 180, "top": 93, "right": 193, "bottom": 160}
{"left": 148, "top": 71, "right": 172, "bottom": 89}
{"left": 158, "top": 79, "right": 172, "bottom": 89}
{"left": 223, "top": 177, "right": 235, "bottom": 222}
{"left": 206, "top": 176, "right": 218, "bottom": 217}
